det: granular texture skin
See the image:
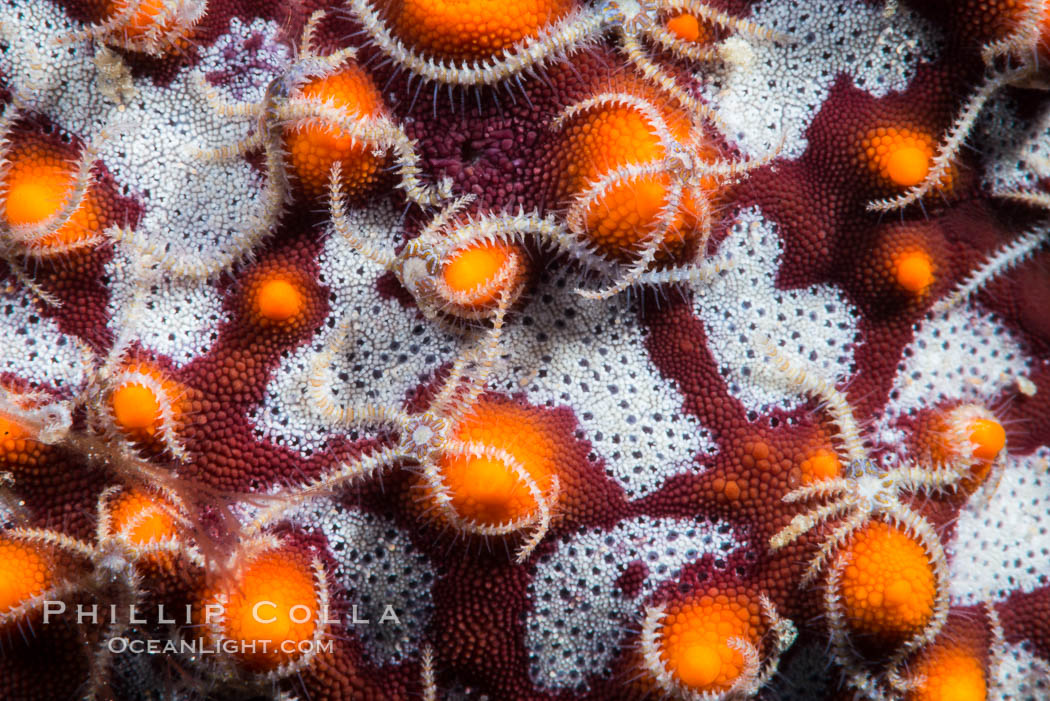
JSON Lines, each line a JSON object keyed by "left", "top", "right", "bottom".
{"left": 0, "top": 0, "right": 1047, "bottom": 699}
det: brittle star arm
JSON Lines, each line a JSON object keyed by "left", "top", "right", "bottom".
{"left": 277, "top": 100, "right": 451, "bottom": 205}
{"left": 758, "top": 336, "right": 867, "bottom": 465}
{"left": 328, "top": 163, "right": 399, "bottom": 269}
{"left": 242, "top": 444, "right": 409, "bottom": 536}
{"left": 426, "top": 286, "right": 513, "bottom": 422}
{"left": 426, "top": 439, "right": 559, "bottom": 562}
{"left": 928, "top": 225, "right": 1048, "bottom": 315}
{"left": 306, "top": 307, "right": 416, "bottom": 433}
{"left": 347, "top": 0, "right": 605, "bottom": 87}
{"left": 867, "top": 65, "right": 1030, "bottom": 212}
{"left": 576, "top": 177, "right": 686, "bottom": 299}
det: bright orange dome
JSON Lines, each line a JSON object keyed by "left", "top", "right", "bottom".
{"left": 107, "top": 490, "right": 177, "bottom": 546}
{"left": 438, "top": 398, "right": 556, "bottom": 527}
{"left": 255, "top": 278, "right": 304, "bottom": 322}
{"left": 837, "top": 521, "right": 937, "bottom": 642}
{"left": 111, "top": 383, "right": 161, "bottom": 431}
{"left": 894, "top": 250, "right": 934, "bottom": 294}
{"left": 555, "top": 94, "right": 710, "bottom": 262}
{"left": 860, "top": 127, "right": 941, "bottom": 190}
{"left": 907, "top": 644, "right": 986, "bottom": 701}
{"left": 283, "top": 65, "right": 387, "bottom": 199}
{"left": 800, "top": 448, "right": 841, "bottom": 484}
{"left": 387, "top": 0, "right": 575, "bottom": 62}
{"left": 1, "top": 138, "right": 101, "bottom": 251}
{"left": 201, "top": 547, "right": 322, "bottom": 672}
{"left": 657, "top": 590, "right": 761, "bottom": 693}
{"left": 0, "top": 537, "right": 51, "bottom": 621}
{"left": 967, "top": 418, "right": 1005, "bottom": 462}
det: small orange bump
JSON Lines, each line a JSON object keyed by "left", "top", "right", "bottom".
{"left": 0, "top": 410, "right": 48, "bottom": 471}
{"left": 442, "top": 454, "right": 534, "bottom": 524}
{"left": 666, "top": 14, "right": 701, "bottom": 42}
{"left": 103, "top": 0, "right": 194, "bottom": 48}
{"left": 838, "top": 521, "right": 936, "bottom": 642}
{"left": 0, "top": 537, "right": 51, "bottom": 619}
{"left": 109, "top": 0, "right": 165, "bottom": 36}
{"left": 932, "top": 405, "right": 1007, "bottom": 482}
{"left": 657, "top": 590, "right": 760, "bottom": 693}
{"left": 907, "top": 645, "right": 986, "bottom": 701}
{"left": 894, "top": 251, "right": 934, "bottom": 294}
{"left": 0, "top": 414, "right": 29, "bottom": 451}
{"left": 111, "top": 383, "right": 161, "bottom": 431}
{"left": 968, "top": 418, "right": 1005, "bottom": 462}
{"left": 107, "top": 362, "right": 185, "bottom": 447}
{"left": 861, "top": 127, "right": 940, "bottom": 191}
{"left": 885, "top": 145, "right": 930, "bottom": 187}
{"left": 801, "top": 448, "right": 841, "bottom": 484}
{"left": 107, "top": 490, "right": 177, "bottom": 546}
{"left": 441, "top": 241, "right": 524, "bottom": 311}
{"left": 443, "top": 243, "right": 510, "bottom": 295}
{"left": 256, "top": 278, "right": 303, "bottom": 322}
{"left": 201, "top": 547, "right": 321, "bottom": 672}
{"left": 283, "top": 65, "right": 387, "bottom": 199}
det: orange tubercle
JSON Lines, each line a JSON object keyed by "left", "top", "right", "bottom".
{"left": 5, "top": 176, "right": 68, "bottom": 227}
{"left": 860, "top": 127, "right": 940, "bottom": 190}
{"left": 967, "top": 418, "right": 1005, "bottom": 462}
{"left": 666, "top": 14, "right": 702, "bottom": 43}
{"left": 200, "top": 547, "right": 322, "bottom": 672}
{"left": 388, "top": 0, "right": 575, "bottom": 62}
{"left": 1, "top": 137, "right": 101, "bottom": 252}
{"left": 0, "top": 413, "right": 47, "bottom": 470}
{"left": 657, "top": 589, "right": 761, "bottom": 693}
{"left": 107, "top": 490, "right": 177, "bottom": 546}
{"left": 0, "top": 537, "right": 51, "bottom": 620}
{"left": 556, "top": 92, "right": 711, "bottom": 262}
{"left": 907, "top": 644, "right": 986, "bottom": 701}
{"left": 111, "top": 383, "right": 161, "bottom": 431}
{"left": 441, "top": 453, "right": 538, "bottom": 525}
{"left": 441, "top": 241, "right": 524, "bottom": 310}
{"left": 255, "top": 278, "right": 304, "bottom": 322}
{"left": 837, "top": 521, "right": 937, "bottom": 642}
{"left": 108, "top": 0, "right": 171, "bottom": 37}
{"left": 936, "top": 405, "right": 1007, "bottom": 479}
{"left": 283, "top": 65, "right": 387, "bottom": 199}
{"left": 107, "top": 362, "right": 184, "bottom": 444}
{"left": 436, "top": 397, "right": 556, "bottom": 528}
{"left": 0, "top": 414, "right": 28, "bottom": 447}
{"left": 894, "top": 250, "right": 934, "bottom": 294}
{"left": 100, "top": 0, "right": 196, "bottom": 50}
{"left": 800, "top": 448, "right": 841, "bottom": 484}
{"left": 885, "top": 145, "right": 930, "bottom": 187}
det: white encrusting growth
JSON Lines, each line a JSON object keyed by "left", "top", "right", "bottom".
{"left": 700, "top": 0, "right": 940, "bottom": 159}
{"left": 979, "top": 92, "right": 1050, "bottom": 196}
{"left": 881, "top": 304, "right": 1030, "bottom": 419}
{"left": 524, "top": 516, "right": 740, "bottom": 690}
{"left": 104, "top": 251, "right": 227, "bottom": 366}
{"left": 949, "top": 447, "right": 1050, "bottom": 605}
{"left": 0, "top": 6, "right": 293, "bottom": 281}
{"left": 0, "top": 287, "right": 87, "bottom": 390}
{"left": 692, "top": 208, "right": 859, "bottom": 415}
{"left": 251, "top": 205, "right": 458, "bottom": 454}
{"left": 992, "top": 640, "right": 1050, "bottom": 700}
{"left": 291, "top": 498, "right": 436, "bottom": 665}
{"left": 492, "top": 271, "right": 716, "bottom": 498}
{"left": 0, "top": 0, "right": 1048, "bottom": 696}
